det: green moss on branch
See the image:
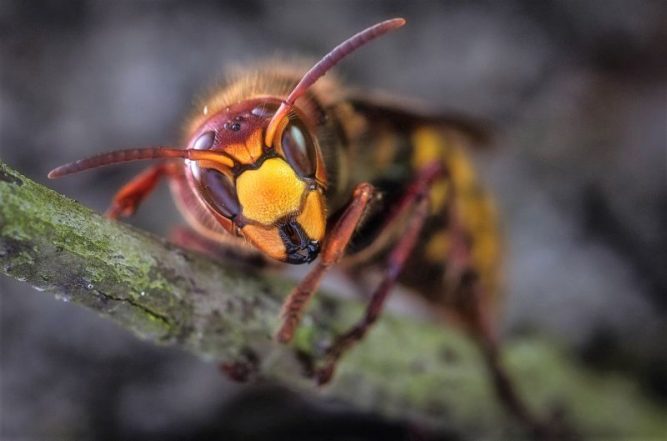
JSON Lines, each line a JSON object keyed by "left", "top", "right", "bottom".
{"left": 1, "top": 161, "right": 665, "bottom": 438}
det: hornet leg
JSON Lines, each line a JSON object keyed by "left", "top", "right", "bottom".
{"left": 106, "top": 162, "right": 179, "bottom": 219}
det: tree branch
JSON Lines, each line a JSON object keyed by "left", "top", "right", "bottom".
{"left": 1, "top": 160, "right": 665, "bottom": 438}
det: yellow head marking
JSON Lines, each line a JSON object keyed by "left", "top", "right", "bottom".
{"left": 223, "top": 128, "right": 265, "bottom": 164}
{"left": 241, "top": 224, "right": 287, "bottom": 261}
{"left": 296, "top": 190, "right": 326, "bottom": 241}
{"left": 236, "top": 158, "right": 305, "bottom": 225}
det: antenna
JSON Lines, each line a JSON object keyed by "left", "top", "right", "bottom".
{"left": 48, "top": 147, "right": 234, "bottom": 178}
{"left": 264, "top": 18, "right": 406, "bottom": 145}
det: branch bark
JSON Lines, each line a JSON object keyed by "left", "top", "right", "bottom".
{"left": 1, "top": 161, "right": 665, "bottom": 438}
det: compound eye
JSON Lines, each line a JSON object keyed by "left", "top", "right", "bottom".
{"left": 280, "top": 121, "right": 315, "bottom": 178}
{"left": 193, "top": 130, "right": 215, "bottom": 150}
{"left": 199, "top": 168, "right": 240, "bottom": 219}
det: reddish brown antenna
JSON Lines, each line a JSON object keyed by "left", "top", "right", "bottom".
{"left": 48, "top": 147, "right": 234, "bottom": 179}
{"left": 264, "top": 17, "right": 406, "bottom": 145}
{"left": 50, "top": 18, "right": 406, "bottom": 179}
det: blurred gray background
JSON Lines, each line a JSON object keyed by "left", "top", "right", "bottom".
{"left": 1, "top": 0, "right": 666, "bottom": 439}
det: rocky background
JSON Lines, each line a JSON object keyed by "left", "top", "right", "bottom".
{"left": 1, "top": 0, "right": 665, "bottom": 439}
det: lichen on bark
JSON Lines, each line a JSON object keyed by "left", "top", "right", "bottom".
{"left": 1, "top": 160, "right": 665, "bottom": 438}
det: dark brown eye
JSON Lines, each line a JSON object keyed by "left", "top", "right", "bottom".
{"left": 280, "top": 121, "right": 315, "bottom": 177}
{"left": 199, "top": 168, "right": 240, "bottom": 219}
{"left": 193, "top": 130, "right": 215, "bottom": 150}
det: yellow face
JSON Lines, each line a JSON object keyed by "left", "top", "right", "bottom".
{"left": 189, "top": 103, "right": 327, "bottom": 264}
{"left": 237, "top": 158, "right": 306, "bottom": 226}
{"left": 237, "top": 157, "right": 326, "bottom": 263}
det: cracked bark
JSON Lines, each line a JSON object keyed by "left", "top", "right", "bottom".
{"left": 1, "top": 160, "right": 666, "bottom": 438}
